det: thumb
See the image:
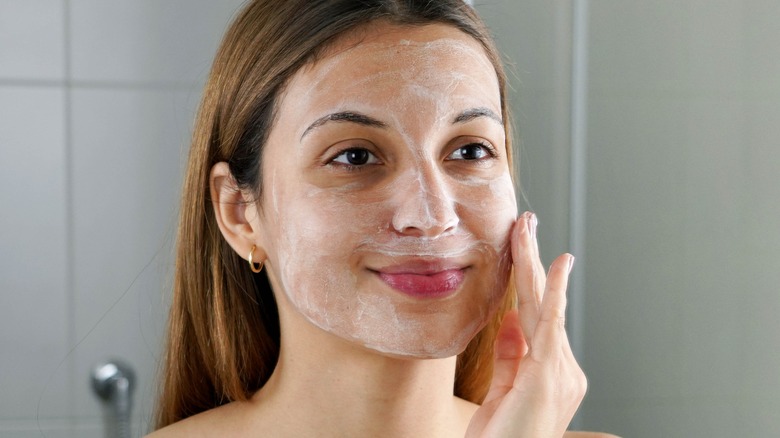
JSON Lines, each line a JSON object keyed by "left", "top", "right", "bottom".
{"left": 482, "top": 308, "right": 527, "bottom": 405}
{"left": 465, "top": 309, "right": 528, "bottom": 437}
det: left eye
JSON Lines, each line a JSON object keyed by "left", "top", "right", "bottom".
{"left": 331, "top": 148, "right": 380, "bottom": 166}
{"left": 447, "top": 143, "right": 493, "bottom": 161}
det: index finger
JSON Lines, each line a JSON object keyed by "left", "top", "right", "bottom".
{"left": 512, "top": 211, "right": 546, "bottom": 343}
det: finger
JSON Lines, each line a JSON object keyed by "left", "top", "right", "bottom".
{"left": 528, "top": 213, "right": 547, "bottom": 302}
{"left": 530, "top": 253, "right": 574, "bottom": 361}
{"left": 465, "top": 311, "right": 529, "bottom": 437}
{"left": 512, "top": 212, "right": 546, "bottom": 342}
{"left": 482, "top": 309, "right": 527, "bottom": 405}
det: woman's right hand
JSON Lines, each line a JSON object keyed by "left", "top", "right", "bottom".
{"left": 465, "top": 212, "right": 588, "bottom": 437}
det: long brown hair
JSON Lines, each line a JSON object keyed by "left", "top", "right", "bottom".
{"left": 155, "top": 0, "right": 516, "bottom": 428}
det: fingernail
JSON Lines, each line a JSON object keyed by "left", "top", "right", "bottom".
{"left": 567, "top": 255, "right": 576, "bottom": 274}
{"left": 529, "top": 213, "right": 538, "bottom": 240}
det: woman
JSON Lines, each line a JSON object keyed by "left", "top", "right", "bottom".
{"left": 150, "top": 0, "right": 614, "bottom": 436}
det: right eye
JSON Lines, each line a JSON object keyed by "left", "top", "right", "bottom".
{"left": 331, "top": 148, "right": 380, "bottom": 166}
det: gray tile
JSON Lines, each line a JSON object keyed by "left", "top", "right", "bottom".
{"left": 0, "top": 418, "right": 89, "bottom": 438}
{"left": 70, "top": 0, "right": 246, "bottom": 85}
{"left": 0, "top": 86, "right": 70, "bottom": 419}
{"left": 0, "top": 1, "right": 65, "bottom": 81}
{"left": 480, "top": 0, "right": 573, "bottom": 262}
{"left": 741, "top": 1, "right": 780, "bottom": 93}
{"left": 583, "top": 94, "right": 689, "bottom": 401}
{"left": 480, "top": 0, "right": 570, "bottom": 94}
{"left": 72, "top": 291, "right": 166, "bottom": 432}
{"left": 580, "top": 2, "right": 780, "bottom": 433}
{"left": 589, "top": 1, "right": 694, "bottom": 94}
{"left": 69, "top": 87, "right": 199, "bottom": 421}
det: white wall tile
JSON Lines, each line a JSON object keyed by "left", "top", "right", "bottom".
{"left": 70, "top": 0, "right": 246, "bottom": 85}
{"left": 69, "top": 87, "right": 200, "bottom": 426}
{"left": 0, "top": 87, "right": 69, "bottom": 418}
{"left": 0, "top": 0, "right": 65, "bottom": 81}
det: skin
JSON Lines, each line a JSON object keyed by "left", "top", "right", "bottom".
{"left": 149, "top": 22, "right": 617, "bottom": 438}
{"left": 258, "top": 23, "right": 516, "bottom": 358}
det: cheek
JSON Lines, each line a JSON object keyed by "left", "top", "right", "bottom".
{"left": 457, "top": 172, "right": 517, "bottom": 249}
{"left": 455, "top": 172, "right": 517, "bottom": 295}
{"left": 271, "top": 189, "right": 386, "bottom": 310}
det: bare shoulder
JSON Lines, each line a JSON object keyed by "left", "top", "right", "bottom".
{"left": 564, "top": 432, "right": 622, "bottom": 438}
{"left": 145, "top": 402, "right": 246, "bottom": 438}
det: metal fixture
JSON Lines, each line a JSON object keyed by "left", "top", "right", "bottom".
{"left": 91, "top": 359, "right": 135, "bottom": 438}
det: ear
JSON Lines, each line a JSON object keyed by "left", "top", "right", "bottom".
{"left": 210, "top": 162, "right": 267, "bottom": 263}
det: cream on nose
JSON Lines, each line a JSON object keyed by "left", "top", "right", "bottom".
{"left": 391, "top": 169, "right": 459, "bottom": 237}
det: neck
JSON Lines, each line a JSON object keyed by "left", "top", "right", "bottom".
{"left": 250, "top": 305, "right": 475, "bottom": 437}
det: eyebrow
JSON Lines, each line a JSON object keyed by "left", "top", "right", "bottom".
{"left": 453, "top": 107, "right": 503, "bottom": 125}
{"left": 300, "top": 107, "right": 503, "bottom": 140}
{"left": 301, "top": 111, "right": 387, "bottom": 140}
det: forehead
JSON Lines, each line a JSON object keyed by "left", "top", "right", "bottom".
{"left": 308, "top": 22, "right": 495, "bottom": 80}
{"left": 280, "top": 22, "right": 501, "bottom": 121}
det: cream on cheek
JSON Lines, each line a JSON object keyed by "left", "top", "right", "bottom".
{"left": 270, "top": 184, "right": 418, "bottom": 353}
{"left": 269, "top": 168, "right": 516, "bottom": 358}
{"left": 265, "top": 37, "right": 517, "bottom": 358}
{"left": 353, "top": 170, "right": 516, "bottom": 357}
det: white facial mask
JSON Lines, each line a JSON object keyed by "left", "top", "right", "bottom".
{"left": 259, "top": 23, "right": 517, "bottom": 358}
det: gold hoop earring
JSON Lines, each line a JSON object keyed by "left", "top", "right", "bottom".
{"left": 248, "top": 245, "right": 264, "bottom": 273}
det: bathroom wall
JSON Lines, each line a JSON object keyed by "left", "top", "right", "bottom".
{"left": 483, "top": 0, "right": 780, "bottom": 436}
{"left": 580, "top": 1, "right": 780, "bottom": 436}
{"left": 5, "top": 1, "right": 779, "bottom": 437}
{"left": 0, "top": 1, "right": 245, "bottom": 436}
{"left": 478, "top": 0, "right": 575, "bottom": 278}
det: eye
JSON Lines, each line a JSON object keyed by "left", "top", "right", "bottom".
{"left": 331, "top": 147, "right": 380, "bottom": 166}
{"left": 447, "top": 142, "right": 497, "bottom": 161}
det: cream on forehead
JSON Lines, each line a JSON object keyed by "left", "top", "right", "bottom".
{"left": 283, "top": 37, "right": 501, "bottom": 139}
{"left": 300, "top": 37, "right": 497, "bottom": 99}
{"left": 313, "top": 37, "right": 496, "bottom": 80}
{"left": 259, "top": 27, "right": 516, "bottom": 359}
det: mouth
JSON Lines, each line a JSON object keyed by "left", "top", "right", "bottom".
{"left": 370, "top": 259, "right": 468, "bottom": 299}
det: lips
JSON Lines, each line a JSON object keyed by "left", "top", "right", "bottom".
{"left": 373, "top": 260, "right": 467, "bottom": 298}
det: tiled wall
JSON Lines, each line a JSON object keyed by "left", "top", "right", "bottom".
{"left": 6, "top": 1, "right": 779, "bottom": 437}
{"left": 485, "top": 1, "right": 780, "bottom": 436}
{"left": 580, "top": 1, "right": 780, "bottom": 436}
{"left": 0, "top": 1, "right": 245, "bottom": 436}
{"left": 479, "top": 0, "right": 575, "bottom": 270}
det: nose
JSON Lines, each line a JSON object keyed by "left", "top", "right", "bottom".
{"left": 391, "top": 169, "right": 459, "bottom": 237}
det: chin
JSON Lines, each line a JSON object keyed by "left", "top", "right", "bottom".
{"left": 354, "top": 319, "right": 483, "bottom": 360}
{"left": 363, "top": 343, "right": 468, "bottom": 360}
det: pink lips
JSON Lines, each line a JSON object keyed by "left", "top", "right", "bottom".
{"left": 375, "top": 261, "right": 466, "bottom": 298}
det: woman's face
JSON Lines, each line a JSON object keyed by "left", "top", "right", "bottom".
{"left": 257, "top": 22, "right": 517, "bottom": 358}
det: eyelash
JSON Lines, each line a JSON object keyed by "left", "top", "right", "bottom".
{"left": 446, "top": 141, "right": 499, "bottom": 161}
{"left": 325, "top": 140, "right": 498, "bottom": 171}
{"left": 327, "top": 147, "right": 381, "bottom": 172}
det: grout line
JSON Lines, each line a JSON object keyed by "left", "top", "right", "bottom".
{"left": 0, "top": 78, "right": 200, "bottom": 91}
{"left": 63, "top": 0, "right": 76, "bottom": 436}
{"left": 0, "top": 79, "right": 65, "bottom": 87}
{"left": 569, "top": 0, "right": 589, "bottom": 363}
{"left": 569, "top": 0, "right": 589, "bottom": 429}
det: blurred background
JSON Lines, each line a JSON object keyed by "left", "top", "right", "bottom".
{"left": 1, "top": 1, "right": 778, "bottom": 437}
